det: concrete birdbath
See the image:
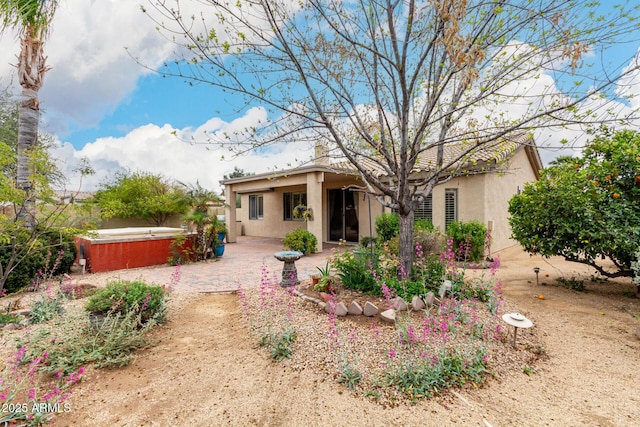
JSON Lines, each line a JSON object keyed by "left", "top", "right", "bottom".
{"left": 274, "top": 251, "right": 303, "bottom": 287}
{"left": 502, "top": 312, "right": 533, "bottom": 348}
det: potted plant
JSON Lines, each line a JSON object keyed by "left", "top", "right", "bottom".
{"left": 293, "top": 205, "right": 314, "bottom": 221}
{"left": 210, "top": 216, "right": 227, "bottom": 258}
{"left": 314, "top": 261, "right": 335, "bottom": 292}
{"left": 283, "top": 227, "right": 318, "bottom": 254}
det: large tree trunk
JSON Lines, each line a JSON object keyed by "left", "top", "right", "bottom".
{"left": 16, "top": 87, "right": 39, "bottom": 229}
{"left": 398, "top": 209, "right": 414, "bottom": 277}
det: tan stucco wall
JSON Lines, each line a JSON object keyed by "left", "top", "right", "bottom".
{"left": 237, "top": 185, "right": 309, "bottom": 239}
{"left": 224, "top": 148, "right": 539, "bottom": 253}
{"left": 483, "top": 148, "right": 539, "bottom": 253}
{"left": 427, "top": 148, "right": 539, "bottom": 252}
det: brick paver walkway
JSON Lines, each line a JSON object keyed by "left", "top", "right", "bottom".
{"left": 82, "top": 236, "right": 336, "bottom": 293}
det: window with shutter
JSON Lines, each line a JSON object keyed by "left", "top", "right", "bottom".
{"left": 415, "top": 194, "right": 433, "bottom": 222}
{"left": 445, "top": 189, "right": 457, "bottom": 230}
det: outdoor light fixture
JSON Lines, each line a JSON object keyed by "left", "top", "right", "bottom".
{"left": 533, "top": 267, "right": 540, "bottom": 286}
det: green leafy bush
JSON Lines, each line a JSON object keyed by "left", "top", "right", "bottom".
{"left": 414, "top": 218, "right": 436, "bottom": 232}
{"left": 0, "top": 228, "right": 77, "bottom": 294}
{"left": 411, "top": 256, "right": 446, "bottom": 293}
{"left": 283, "top": 227, "right": 318, "bottom": 253}
{"left": 39, "top": 229, "right": 77, "bottom": 275}
{"left": 332, "top": 250, "right": 378, "bottom": 293}
{"left": 85, "top": 280, "right": 167, "bottom": 323}
{"left": 375, "top": 213, "right": 399, "bottom": 242}
{"left": 447, "top": 220, "right": 487, "bottom": 262}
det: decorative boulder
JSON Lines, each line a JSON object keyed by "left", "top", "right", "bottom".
{"left": 325, "top": 301, "right": 348, "bottom": 316}
{"left": 424, "top": 292, "right": 436, "bottom": 306}
{"left": 380, "top": 309, "right": 396, "bottom": 323}
{"left": 363, "top": 301, "right": 378, "bottom": 317}
{"left": 348, "top": 301, "right": 363, "bottom": 315}
{"left": 439, "top": 280, "right": 452, "bottom": 299}
{"left": 411, "top": 295, "right": 425, "bottom": 311}
{"left": 393, "top": 297, "right": 408, "bottom": 311}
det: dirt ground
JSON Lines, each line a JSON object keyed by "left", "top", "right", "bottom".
{"left": 53, "top": 246, "right": 640, "bottom": 427}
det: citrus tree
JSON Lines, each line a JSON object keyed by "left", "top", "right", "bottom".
{"left": 509, "top": 129, "right": 640, "bottom": 279}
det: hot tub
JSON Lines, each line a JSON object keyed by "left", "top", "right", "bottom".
{"left": 74, "top": 227, "right": 192, "bottom": 273}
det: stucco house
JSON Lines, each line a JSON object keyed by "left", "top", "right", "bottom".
{"left": 221, "top": 133, "right": 542, "bottom": 254}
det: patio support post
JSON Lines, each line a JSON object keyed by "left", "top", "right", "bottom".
{"left": 306, "top": 171, "right": 324, "bottom": 252}
{"left": 225, "top": 185, "right": 237, "bottom": 243}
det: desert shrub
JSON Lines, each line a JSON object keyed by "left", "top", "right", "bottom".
{"left": 85, "top": 280, "right": 167, "bottom": 323}
{"left": 412, "top": 256, "right": 446, "bottom": 292}
{"left": 283, "top": 227, "right": 317, "bottom": 254}
{"left": 447, "top": 220, "right": 487, "bottom": 262}
{"left": 556, "top": 277, "right": 585, "bottom": 291}
{"left": 375, "top": 212, "right": 399, "bottom": 243}
{"left": 30, "top": 294, "right": 65, "bottom": 324}
{"left": 15, "top": 305, "right": 155, "bottom": 376}
{"left": 384, "top": 276, "right": 426, "bottom": 300}
{"left": 414, "top": 229, "right": 444, "bottom": 256}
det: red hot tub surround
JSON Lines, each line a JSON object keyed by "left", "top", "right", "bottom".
{"left": 74, "top": 227, "right": 192, "bottom": 273}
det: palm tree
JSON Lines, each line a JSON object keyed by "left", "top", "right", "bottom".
{"left": 1, "top": 0, "right": 59, "bottom": 228}
{"left": 181, "top": 182, "right": 223, "bottom": 261}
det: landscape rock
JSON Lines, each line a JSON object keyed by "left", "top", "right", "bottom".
{"left": 324, "top": 301, "right": 348, "bottom": 316}
{"left": 348, "top": 301, "right": 363, "bottom": 315}
{"left": 411, "top": 295, "right": 426, "bottom": 311}
{"left": 393, "top": 297, "right": 408, "bottom": 311}
{"left": 319, "top": 292, "right": 333, "bottom": 303}
{"left": 12, "top": 309, "right": 30, "bottom": 317}
{"left": 363, "top": 301, "right": 378, "bottom": 317}
{"left": 3, "top": 323, "right": 21, "bottom": 331}
{"left": 439, "top": 280, "right": 452, "bottom": 299}
{"left": 380, "top": 309, "right": 396, "bottom": 323}
{"left": 637, "top": 325, "right": 640, "bottom": 340}
{"left": 424, "top": 292, "right": 436, "bottom": 306}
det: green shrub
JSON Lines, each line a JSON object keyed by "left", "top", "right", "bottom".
{"left": 0, "top": 233, "right": 45, "bottom": 294}
{"left": 283, "top": 227, "right": 318, "bottom": 254}
{"left": 0, "top": 313, "right": 20, "bottom": 325}
{"left": 39, "top": 229, "right": 77, "bottom": 276}
{"left": 411, "top": 256, "right": 446, "bottom": 293}
{"left": 375, "top": 213, "right": 399, "bottom": 242}
{"left": 447, "top": 220, "right": 487, "bottom": 262}
{"left": 85, "top": 280, "right": 167, "bottom": 323}
{"left": 333, "top": 250, "right": 378, "bottom": 293}
{"left": 359, "top": 236, "right": 376, "bottom": 249}
{"left": 414, "top": 218, "right": 436, "bottom": 232}
{"left": 0, "top": 228, "right": 77, "bottom": 294}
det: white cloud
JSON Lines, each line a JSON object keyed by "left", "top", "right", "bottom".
{"left": 51, "top": 109, "right": 315, "bottom": 193}
{"left": 0, "top": 0, "right": 172, "bottom": 134}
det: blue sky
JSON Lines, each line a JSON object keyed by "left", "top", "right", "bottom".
{"left": 0, "top": 0, "right": 639, "bottom": 193}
